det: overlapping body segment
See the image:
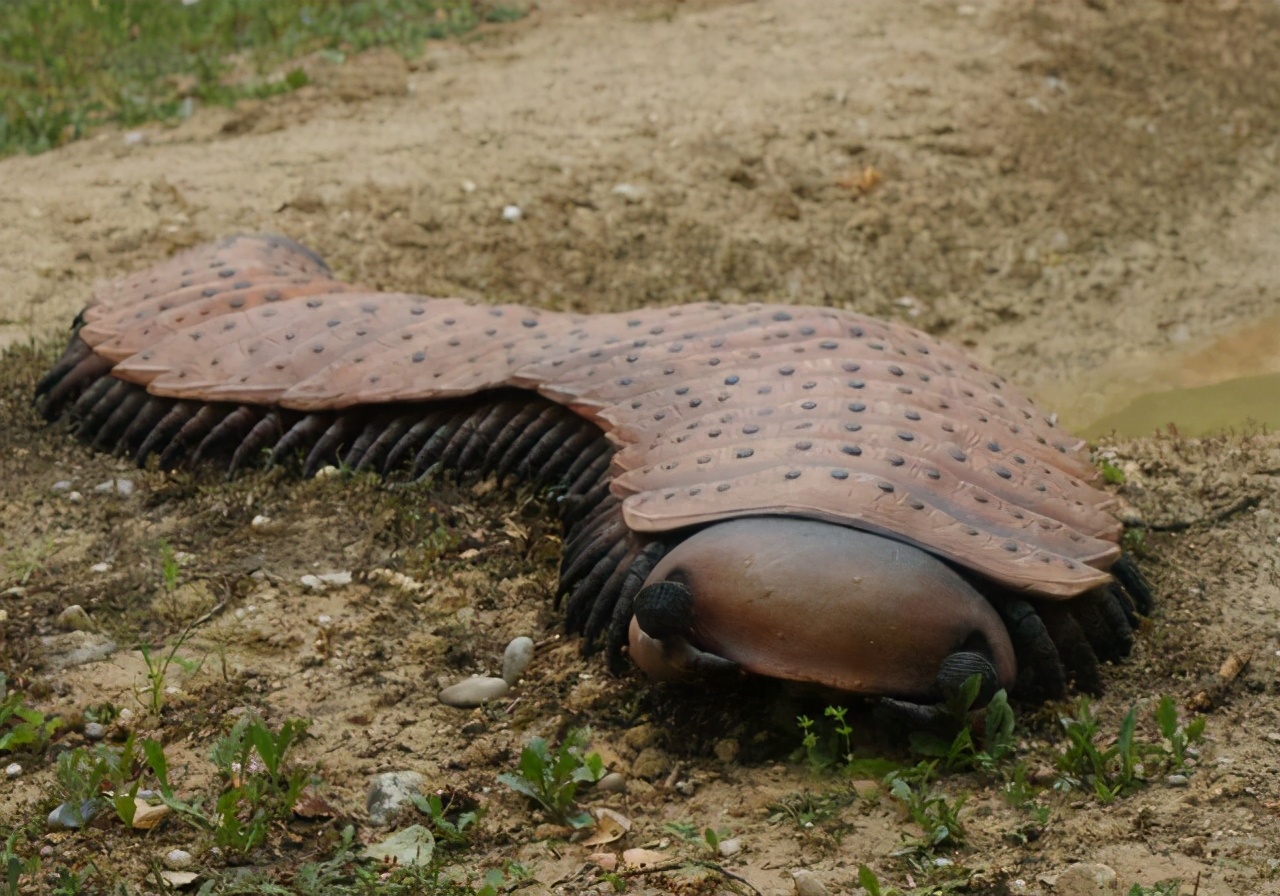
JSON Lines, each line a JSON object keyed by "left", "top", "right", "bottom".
{"left": 37, "top": 234, "right": 1152, "bottom": 705}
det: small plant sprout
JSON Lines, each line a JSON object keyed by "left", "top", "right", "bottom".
{"left": 137, "top": 620, "right": 205, "bottom": 717}
{"left": 884, "top": 762, "right": 967, "bottom": 853}
{"left": 0, "top": 675, "right": 63, "bottom": 755}
{"left": 411, "top": 790, "right": 485, "bottom": 848}
{"left": 1053, "top": 696, "right": 1207, "bottom": 804}
{"left": 909, "top": 674, "right": 1017, "bottom": 773}
{"left": 498, "top": 727, "right": 605, "bottom": 829}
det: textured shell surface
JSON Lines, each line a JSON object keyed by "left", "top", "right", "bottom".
{"left": 61, "top": 234, "right": 1125, "bottom": 598}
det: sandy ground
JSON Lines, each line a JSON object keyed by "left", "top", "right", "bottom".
{"left": 2, "top": 1, "right": 1280, "bottom": 893}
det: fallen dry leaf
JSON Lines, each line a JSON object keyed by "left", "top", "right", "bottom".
{"left": 587, "top": 852, "right": 618, "bottom": 871}
{"left": 582, "top": 807, "right": 631, "bottom": 846}
{"left": 622, "top": 848, "right": 668, "bottom": 869}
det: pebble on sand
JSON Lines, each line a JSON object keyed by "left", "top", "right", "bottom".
{"left": 366, "top": 770, "right": 426, "bottom": 826}
{"left": 501, "top": 636, "right": 535, "bottom": 684}
{"left": 438, "top": 676, "right": 510, "bottom": 708}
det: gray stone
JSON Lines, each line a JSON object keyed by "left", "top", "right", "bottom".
{"left": 83, "top": 722, "right": 106, "bottom": 741}
{"left": 51, "top": 480, "right": 73, "bottom": 493}
{"left": 93, "top": 478, "right": 135, "bottom": 497}
{"left": 596, "top": 772, "right": 627, "bottom": 793}
{"left": 717, "top": 837, "right": 742, "bottom": 857}
{"left": 48, "top": 799, "right": 103, "bottom": 830}
{"left": 366, "top": 770, "right": 426, "bottom": 826}
{"left": 791, "top": 870, "right": 830, "bottom": 896}
{"left": 40, "top": 632, "right": 118, "bottom": 670}
{"left": 501, "top": 636, "right": 535, "bottom": 685}
{"left": 163, "top": 849, "right": 195, "bottom": 870}
{"left": 631, "top": 747, "right": 669, "bottom": 781}
{"left": 1054, "top": 862, "right": 1118, "bottom": 896}
{"left": 438, "top": 677, "right": 509, "bottom": 708}
{"left": 56, "top": 604, "right": 93, "bottom": 632}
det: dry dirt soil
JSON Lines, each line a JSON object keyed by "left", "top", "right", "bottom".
{"left": 2, "top": 1, "right": 1280, "bottom": 894}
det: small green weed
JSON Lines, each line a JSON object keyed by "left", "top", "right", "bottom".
{"left": 3, "top": 832, "right": 40, "bottom": 896}
{"left": 1127, "top": 882, "right": 1181, "bottom": 896}
{"left": 909, "top": 676, "right": 1017, "bottom": 773}
{"left": 857, "top": 864, "right": 905, "bottom": 896}
{"left": 1100, "top": 458, "right": 1126, "bottom": 485}
{"left": 207, "top": 715, "right": 312, "bottom": 853}
{"left": 797, "top": 704, "right": 859, "bottom": 771}
{"left": 48, "top": 863, "right": 96, "bottom": 896}
{"left": 138, "top": 627, "right": 205, "bottom": 717}
{"left": 498, "top": 727, "right": 604, "bottom": 829}
{"left": 1054, "top": 696, "right": 1206, "bottom": 803}
{"left": 1054, "top": 699, "right": 1141, "bottom": 803}
{"left": 664, "top": 821, "right": 731, "bottom": 856}
{"left": 1155, "top": 695, "right": 1205, "bottom": 773}
{"left": 0, "top": 675, "right": 63, "bottom": 755}
{"left": 410, "top": 790, "right": 485, "bottom": 849}
{"left": 1, "top": 535, "right": 57, "bottom": 587}
{"left": 765, "top": 788, "right": 858, "bottom": 830}
{"left": 158, "top": 540, "right": 182, "bottom": 593}
{"left": 885, "top": 762, "right": 967, "bottom": 853}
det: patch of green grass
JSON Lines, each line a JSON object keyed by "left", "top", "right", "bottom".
{"left": 909, "top": 677, "right": 1017, "bottom": 774}
{"left": 137, "top": 620, "right": 205, "bottom": 717}
{"left": 765, "top": 788, "right": 858, "bottom": 830}
{"left": 0, "top": 674, "right": 63, "bottom": 756}
{"left": 3, "top": 832, "right": 40, "bottom": 896}
{"left": 1053, "top": 696, "right": 1206, "bottom": 804}
{"left": 498, "top": 727, "right": 604, "bottom": 830}
{"left": 1127, "top": 882, "right": 1181, "bottom": 896}
{"left": 207, "top": 715, "right": 312, "bottom": 853}
{"left": 0, "top": 0, "right": 523, "bottom": 156}
{"left": 1100, "top": 458, "right": 1126, "bottom": 485}
{"left": 884, "top": 762, "right": 967, "bottom": 854}
{"left": 410, "top": 790, "right": 485, "bottom": 850}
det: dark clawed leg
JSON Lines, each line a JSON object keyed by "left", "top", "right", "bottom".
{"left": 994, "top": 597, "right": 1067, "bottom": 699}
{"left": 229, "top": 411, "right": 285, "bottom": 473}
{"left": 628, "top": 579, "right": 741, "bottom": 680}
{"left": 1110, "top": 554, "right": 1154, "bottom": 616}
{"left": 935, "top": 650, "right": 1001, "bottom": 706}
{"left": 633, "top": 581, "right": 694, "bottom": 641}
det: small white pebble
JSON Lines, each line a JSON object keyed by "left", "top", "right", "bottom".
{"left": 164, "top": 849, "right": 194, "bottom": 870}
{"left": 250, "top": 514, "right": 273, "bottom": 529}
{"left": 68, "top": 491, "right": 84, "bottom": 504}
{"left": 314, "top": 465, "right": 341, "bottom": 479}
{"left": 83, "top": 722, "right": 106, "bottom": 741}
{"left": 51, "top": 480, "right": 74, "bottom": 493}
{"left": 611, "top": 183, "right": 646, "bottom": 204}
{"left": 90, "top": 562, "right": 112, "bottom": 574}
{"left": 5, "top": 763, "right": 21, "bottom": 779}
{"left": 502, "top": 204, "right": 523, "bottom": 222}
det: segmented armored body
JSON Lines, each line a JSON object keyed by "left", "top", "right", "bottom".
{"left": 37, "top": 234, "right": 1151, "bottom": 706}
